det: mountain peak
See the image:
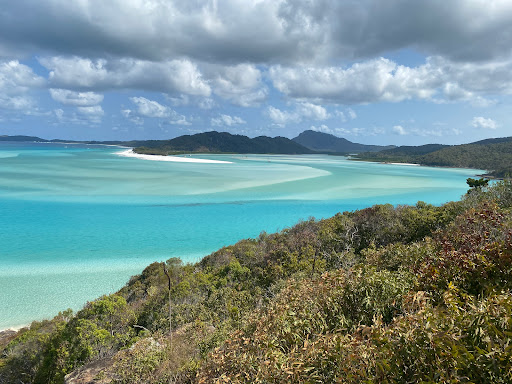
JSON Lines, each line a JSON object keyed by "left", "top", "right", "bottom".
{"left": 292, "top": 130, "right": 394, "bottom": 153}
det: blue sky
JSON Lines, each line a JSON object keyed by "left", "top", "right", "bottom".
{"left": 1, "top": 0, "right": 512, "bottom": 145}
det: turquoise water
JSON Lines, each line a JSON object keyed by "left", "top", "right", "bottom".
{"left": 0, "top": 142, "right": 482, "bottom": 329}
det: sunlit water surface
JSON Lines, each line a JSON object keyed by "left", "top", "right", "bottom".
{"left": 0, "top": 142, "right": 482, "bottom": 329}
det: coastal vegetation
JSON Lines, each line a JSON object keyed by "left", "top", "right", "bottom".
{"left": 1, "top": 180, "right": 511, "bottom": 383}
{"left": 354, "top": 137, "right": 512, "bottom": 178}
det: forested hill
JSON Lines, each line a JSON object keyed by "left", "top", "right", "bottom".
{"left": 354, "top": 137, "right": 512, "bottom": 178}
{"left": 292, "top": 130, "right": 395, "bottom": 153}
{"left": 132, "top": 131, "right": 314, "bottom": 155}
{"left": 0, "top": 135, "right": 47, "bottom": 142}
{"left": 0, "top": 132, "right": 312, "bottom": 154}
{"left": 1, "top": 181, "right": 511, "bottom": 383}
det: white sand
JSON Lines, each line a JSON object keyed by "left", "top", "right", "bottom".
{"left": 386, "top": 162, "right": 421, "bottom": 166}
{"left": 0, "top": 324, "right": 27, "bottom": 333}
{"left": 116, "top": 149, "right": 232, "bottom": 164}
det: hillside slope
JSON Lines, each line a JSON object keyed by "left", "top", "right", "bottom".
{"left": 1, "top": 181, "right": 511, "bottom": 383}
{"left": 355, "top": 137, "right": 512, "bottom": 178}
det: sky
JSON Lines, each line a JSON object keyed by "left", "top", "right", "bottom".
{"left": 1, "top": 0, "right": 512, "bottom": 145}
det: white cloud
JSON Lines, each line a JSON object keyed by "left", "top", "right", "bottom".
{"left": 130, "top": 97, "right": 173, "bottom": 118}
{"left": 471, "top": 116, "right": 497, "bottom": 130}
{"left": 41, "top": 57, "right": 211, "bottom": 96}
{"left": 49, "top": 89, "right": 103, "bottom": 106}
{"left": 210, "top": 64, "right": 267, "bottom": 106}
{"left": 270, "top": 56, "right": 512, "bottom": 105}
{"left": 392, "top": 125, "right": 408, "bottom": 135}
{"left": 0, "top": 95, "right": 34, "bottom": 110}
{"left": 347, "top": 108, "right": 357, "bottom": 119}
{"left": 269, "top": 58, "right": 440, "bottom": 104}
{"left": 267, "top": 102, "right": 329, "bottom": 126}
{"left": 0, "top": 60, "right": 44, "bottom": 111}
{"left": 77, "top": 105, "right": 104, "bottom": 116}
{"left": 0, "top": 60, "right": 45, "bottom": 94}
{"left": 128, "top": 97, "right": 191, "bottom": 126}
{"left": 297, "top": 102, "right": 330, "bottom": 120}
{"left": 310, "top": 124, "right": 332, "bottom": 134}
{"left": 266, "top": 106, "right": 301, "bottom": 126}
{"left": 211, "top": 114, "right": 246, "bottom": 127}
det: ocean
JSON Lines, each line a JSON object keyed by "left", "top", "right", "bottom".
{"left": 0, "top": 142, "right": 482, "bottom": 329}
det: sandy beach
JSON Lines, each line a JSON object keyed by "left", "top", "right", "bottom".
{"left": 116, "top": 149, "right": 233, "bottom": 164}
{"left": 386, "top": 162, "right": 421, "bottom": 166}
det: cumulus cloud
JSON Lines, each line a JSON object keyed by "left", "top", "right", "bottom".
{"left": 3, "top": 1, "right": 512, "bottom": 64}
{"left": 471, "top": 116, "right": 498, "bottom": 130}
{"left": 270, "top": 56, "right": 512, "bottom": 105}
{"left": 128, "top": 97, "right": 191, "bottom": 125}
{"left": 211, "top": 114, "right": 246, "bottom": 127}
{"left": 392, "top": 125, "right": 408, "bottom": 135}
{"left": 0, "top": 60, "right": 45, "bottom": 93}
{"left": 297, "top": 102, "right": 330, "bottom": 120}
{"left": 209, "top": 64, "right": 267, "bottom": 106}
{"left": 40, "top": 57, "right": 211, "bottom": 96}
{"left": 77, "top": 105, "right": 104, "bottom": 117}
{"left": 310, "top": 124, "right": 331, "bottom": 134}
{"left": 130, "top": 97, "right": 173, "bottom": 118}
{"left": 267, "top": 106, "right": 301, "bottom": 126}
{"left": 49, "top": 89, "right": 103, "bottom": 106}
{"left": 0, "top": 0, "right": 308, "bottom": 64}
{"left": 0, "top": 60, "right": 45, "bottom": 111}
{"left": 267, "top": 102, "right": 329, "bottom": 126}
{"left": 269, "top": 58, "right": 438, "bottom": 104}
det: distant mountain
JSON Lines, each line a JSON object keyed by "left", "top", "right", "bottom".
{"left": 0, "top": 135, "right": 45, "bottom": 142}
{"left": 133, "top": 131, "right": 314, "bottom": 155}
{"left": 292, "top": 130, "right": 395, "bottom": 153}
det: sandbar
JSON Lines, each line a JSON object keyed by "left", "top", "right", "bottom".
{"left": 117, "top": 149, "right": 232, "bottom": 164}
{"left": 385, "top": 162, "right": 421, "bottom": 166}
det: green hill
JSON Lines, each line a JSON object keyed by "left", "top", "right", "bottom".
{"left": 1, "top": 181, "right": 511, "bottom": 383}
{"left": 374, "top": 143, "right": 450, "bottom": 156}
{"left": 0, "top": 135, "right": 46, "bottom": 142}
{"left": 132, "top": 131, "right": 313, "bottom": 155}
{"left": 354, "top": 137, "right": 512, "bottom": 178}
{"left": 292, "top": 130, "right": 395, "bottom": 153}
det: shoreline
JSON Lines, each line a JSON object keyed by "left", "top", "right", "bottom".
{"left": 0, "top": 324, "right": 27, "bottom": 333}
{"left": 349, "top": 157, "right": 489, "bottom": 176}
{"left": 384, "top": 162, "right": 421, "bottom": 166}
{"left": 116, "top": 149, "right": 233, "bottom": 164}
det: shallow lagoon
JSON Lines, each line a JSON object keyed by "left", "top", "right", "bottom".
{"left": 0, "top": 142, "right": 482, "bottom": 329}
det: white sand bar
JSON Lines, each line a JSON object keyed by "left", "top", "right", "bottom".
{"left": 117, "top": 149, "right": 232, "bottom": 164}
